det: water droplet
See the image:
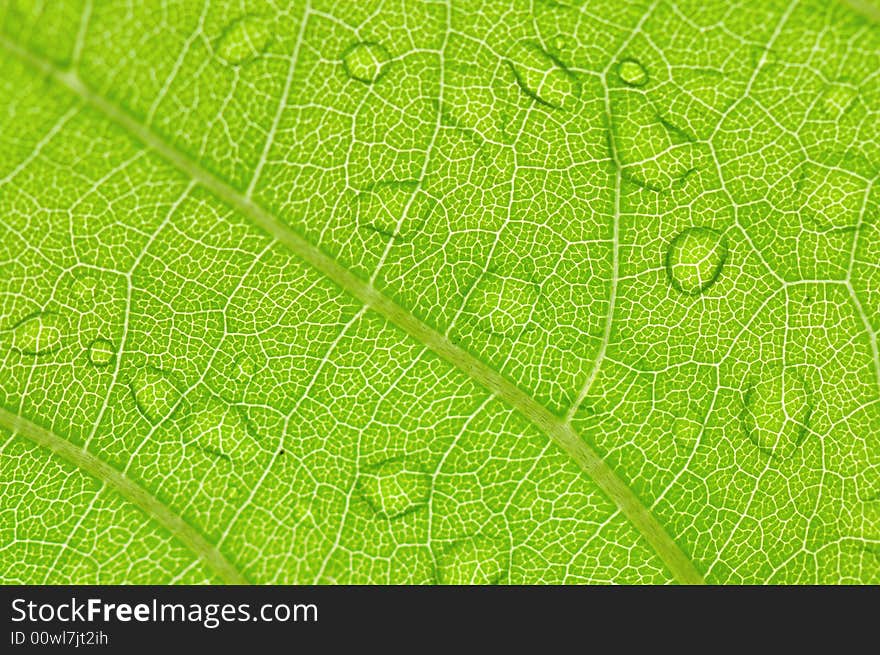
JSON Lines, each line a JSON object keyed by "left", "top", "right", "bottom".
{"left": 741, "top": 369, "right": 813, "bottom": 459}
{"left": 206, "top": 348, "right": 265, "bottom": 403}
{"left": 71, "top": 276, "right": 98, "bottom": 303}
{"left": 508, "top": 41, "right": 580, "bottom": 109}
{"left": 820, "top": 83, "right": 857, "bottom": 117}
{"left": 665, "top": 227, "right": 728, "bottom": 295}
{"left": 550, "top": 34, "right": 575, "bottom": 54}
{"left": 437, "top": 536, "right": 509, "bottom": 584}
{"left": 10, "top": 312, "right": 65, "bottom": 355}
{"left": 617, "top": 58, "right": 648, "bottom": 87}
{"left": 217, "top": 15, "right": 272, "bottom": 65}
{"left": 87, "top": 338, "right": 116, "bottom": 367}
{"left": 342, "top": 42, "right": 392, "bottom": 84}
{"left": 467, "top": 273, "right": 541, "bottom": 338}
{"left": 354, "top": 180, "right": 436, "bottom": 239}
{"left": 609, "top": 89, "right": 699, "bottom": 191}
{"left": 358, "top": 459, "right": 430, "bottom": 519}
{"left": 188, "top": 403, "right": 258, "bottom": 462}
{"left": 130, "top": 367, "right": 181, "bottom": 425}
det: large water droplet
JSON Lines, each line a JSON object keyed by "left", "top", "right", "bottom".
{"left": 87, "top": 338, "right": 116, "bottom": 367}
{"left": 741, "top": 369, "right": 813, "bottom": 459}
{"left": 342, "top": 42, "right": 392, "bottom": 84}
{"left": 437, "top": 536, "right": 509, "bottom": 584}
{"left": 217, "top": 15, "right": 272, "bottom": 65}
{"left": 358, "top": 459, "right": 430, "bottom": 519}
{"left": 508, "top": 41, "right": 580, "bottom": 109}
{"left": 609, "top": 88, "right": 699, "bottom": 191}
{"left": 130, "top": 367, "right": 181, "bottom": 425}
{"left": 10, "top": 312, "right": 65, "bottom": 355}
{"left": 665, "top": 227, "right": 728, "bottom": 295}
{"left": 617, "top": 58, "right": 648, "bottom": 87}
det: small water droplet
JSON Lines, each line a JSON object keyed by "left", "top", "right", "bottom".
{"left": 206, "top": 348, "right": 265, "bottom": 403}
{"left": 820, "top": 83, "right": 857, "bottom": 117}
{"left": 342, "top": 42, "right": 392, "bottom": 84}
{"left": 437, "top": 536, "right": 509, "bottom": 584}
{"left": 217, "top": 15, "right": 272, "bottom": 65}
{"left": 234, "top": 352, "right": 257, "bottom": 377}
{"left": 508, "top": 41, "right": 580, "bottom": 109}
{"left": 87, "top": 338, "right": 116, "bottom": 367}
{"left": 741, "top": 369, "right": 813, "bottom": 459}
{"left": 10, "top": 312, "right": 65, "bottom": 355}
{"left": 467, "top": 273, "right": 541, "bottom": 338}
{"left": 130, "top": 367, "right": 181, "bottom": 425}
{"left": 354, "top": 180, "right": 436, "bottom": 239}
{"left": 550, "top": 34, "right": 575, "bottom": 54}
{"left": 617, "top": 58, "right": 648, "bottom": 87}
{"left": 358, "top": 459, "right": 431, "bottom": 519}
{"left": 665, "top": 227, "right": 728, "bottom": 295}
{"left": 187, "top": 402, "right": 262, "bottom": 465}
{"left": 71, "top": 276, "right": 99, "bottom": 303}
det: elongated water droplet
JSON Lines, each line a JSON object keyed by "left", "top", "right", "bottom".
{"left": 354, "top": 180, "right": 436, "bottom": 239}
{"left": 610, "top": 88, "right": 698, "bottom": 190}
{"left": 218, "top": 15, "right": 271, "bottom": 65}
{"left": 358, "top": 459, "right": 430, "bottom": 519}
{"left": 437, "top": 536, "right": 509, "bottom": 584}
{"left": 342, "top": 42, "right": 391, "bottom": 84}
{"left": 618, "top": 58, "right": 648, "bottom": 87}
{"left": 741, "top": 369, "right": 813, "bottom": 459}
{"left": 665, "top": 227, "right": 728, "bottom": 295}
{"left": 87, "top": 338, "right": 116, "bottom": 367}
{"left": 10, "top": 312, "right": 65, "bottom": 355}
{"left": 189, "top": 403, "right": 258, "bottom": 462}
{"left": 508, "top": 41, "right": 580, "bottom": 109}
{"left": 130, "top": 368, "right": 181, "bottom": 425}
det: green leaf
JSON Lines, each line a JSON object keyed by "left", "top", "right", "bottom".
{"left": 1, "top": 0, "right": 878, "bottom": 585}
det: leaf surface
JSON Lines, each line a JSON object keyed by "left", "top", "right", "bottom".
{"left": 1, "top": 0, "right": 879, "bottom": 584}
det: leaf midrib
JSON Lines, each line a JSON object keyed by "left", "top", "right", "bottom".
{"left": 0, "top": 406, "right": 247, "bottom": 584}
{"left": 0, "top": 38, "right": 704, "bottom": 585}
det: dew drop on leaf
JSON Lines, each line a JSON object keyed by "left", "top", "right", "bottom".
{"left": 206, "top": 348, "right": 264, "bottom": 403}
{"left": 189, "top": 404, "right": 238, "bottom": 461}
{"left": 617, "top": 58, "right": 648, "bottom": 87}
{"left": 741, "top": 369, "right": 813, "bottom": 459}
{"left": 87, "top": 338, "right": 116, "bottom": 367}
{"left": 508, "top": 41, "right": 580, "bottom": 109}
{"left": 130, "top": 367, "right": 181, "bottom": 425}
{"left": 820, "top": 83, "right": 857, "bottom": 118}
{"left": 354, "top": 180, "right": 436, "bottom": 239}
{"left": 235, "top": 352, "right": 258, "bottom": 377}
{"left": 217, "top": 15, "right": 272, "bottom": 65}
{"left": 437, "top": 536, "right": 509, "bottom": 584}
{"left": 467, "top": 273, "right": 541, "bottom": 338}
{"left": 10, "top": 312, "right": 65, "bottom": 355}
{"left": 665, "top": 227, "right": 728, "bottom": 295}
{"left": 342, "top": 42, "right": 392, "bottom": 84}
{"left": 358, "top": 459, "right": 431, "bottom": 519}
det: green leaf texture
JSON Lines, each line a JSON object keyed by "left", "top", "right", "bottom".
{"left": 1, "top": 0, "right": 879, "bottom": 584}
